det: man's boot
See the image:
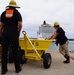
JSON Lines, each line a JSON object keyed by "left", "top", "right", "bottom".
{"left": 63, "top": 54, "right": 70, "bottom": 63}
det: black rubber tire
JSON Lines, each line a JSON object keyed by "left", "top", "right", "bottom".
{"left": 43, "top": 53, "right": 52, "bottom": 69}
{"left": 18, "top": 50, "right": 27, "bottom": 64}
{"left": 9, "top": 48, "right": 14, "bottom": 63}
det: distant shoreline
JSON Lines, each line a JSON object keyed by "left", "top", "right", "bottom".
{"left": 69, "top": 39, "right": 74, "bottom": 41}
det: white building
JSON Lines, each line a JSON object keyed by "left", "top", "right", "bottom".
{"left": 37, "top": 21, "right": 55, "bottom": 39}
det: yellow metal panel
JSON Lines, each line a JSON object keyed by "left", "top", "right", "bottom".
{"left": 19, "top": 39, "right": 52, "bottom": 50}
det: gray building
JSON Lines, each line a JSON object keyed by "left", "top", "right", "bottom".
{"left": 37, "top": 21, "right": 55, "bottom": 39}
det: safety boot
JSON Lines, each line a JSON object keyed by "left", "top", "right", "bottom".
{"left": 15, "top": 67, "right": 22, "bottom": 73}
{"left": 63, "top": 54, "right": 70, "bottom": 63}
{"left": 1, "top": 70, "right": 8, "bottom": 74}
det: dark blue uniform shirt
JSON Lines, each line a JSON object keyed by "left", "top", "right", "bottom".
{"left": 1, "top": 8, "right": 22, "bottom": 33}
{"left": 56, "top": 27, "right": 68, "bottom": 45}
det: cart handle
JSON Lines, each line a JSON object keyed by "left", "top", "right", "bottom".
{"left": 22, "top": 31, "right": 26, "bottom": 34}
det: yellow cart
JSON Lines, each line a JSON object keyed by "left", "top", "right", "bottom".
{"left": 18, "top": 31, "right": 53, "bottom": 69}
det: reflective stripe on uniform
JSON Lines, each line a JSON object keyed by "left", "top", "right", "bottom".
{"left": 5, "top": 9, "right": 14, "bottom": 18}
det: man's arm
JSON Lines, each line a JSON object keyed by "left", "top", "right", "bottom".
{"left": 18, "top": 21, "right": 22, "bottom": 34}
{"left": 0, "top": 22, "right": 3, "bottom": 36}
{"left": 49, "top": 32, "right": 58, "bottom": 40}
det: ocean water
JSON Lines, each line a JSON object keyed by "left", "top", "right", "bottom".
{"left": 49, "top": 41, "right": 74, "bottom": 51}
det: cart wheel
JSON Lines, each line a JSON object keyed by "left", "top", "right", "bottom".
{"left": 18, "top": 50, "right": 27, "bottom": 64}
{"left": 21, "top": 56, "right": 27, "bottom": 64}
{"left": 9, "top": 48, "right": 14, "bottom": 63}
{"left": 43, "top": 53, "right": 51, "bottom": 69}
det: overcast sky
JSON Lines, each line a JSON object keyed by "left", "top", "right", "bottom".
{"left": 0, "top": 0, "right": 74, "bottom": 38}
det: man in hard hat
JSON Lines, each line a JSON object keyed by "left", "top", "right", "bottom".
{"left": 0, "top": 0, "right": 22, "bottom": 74}
{"left": 49, "top": 22, "right": 70, "bottom": 64}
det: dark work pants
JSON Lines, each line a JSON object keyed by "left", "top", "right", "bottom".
{"left": 1, "top": 32, "right": 20, "bottom": 71}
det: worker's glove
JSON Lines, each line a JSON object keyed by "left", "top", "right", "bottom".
{"left": 55, "top": 41, "right": 58, "bottom": 46}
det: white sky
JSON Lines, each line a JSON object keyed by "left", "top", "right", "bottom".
{"left": 0, "top": 0, "right": 74, "bottom": 38}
